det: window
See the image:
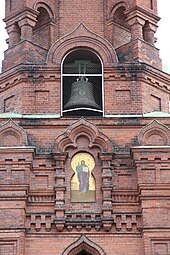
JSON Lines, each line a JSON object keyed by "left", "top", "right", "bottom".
{"left": 62, "top": 49, "right": 103, "bottom": 117}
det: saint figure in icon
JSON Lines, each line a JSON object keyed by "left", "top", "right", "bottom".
{"left": 76, "top": 160, "right": 90, "bottom": 192}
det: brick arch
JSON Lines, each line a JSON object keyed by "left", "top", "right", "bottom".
{"left": 33, "top": 2, "right": 54, "bottom": 49}
{"left": 110, "top": 1, "right": 129, "bottom": 17}
{"left": 0, "top": 119, "right": 27, "bottom": 147}
{"left": 62, "top": 235, "right": 106, "bottom": 255}
{"left": 138, "top": 120, "right": 170, "bottom": 146}
{"left": 52, "top": 118, "right": 113, "bottom": 153}
{"left": 33, "top": 1, "right": 54, "bottom": 19}
{"left": 47, "top": 23, "right": 118, "bottom": 65}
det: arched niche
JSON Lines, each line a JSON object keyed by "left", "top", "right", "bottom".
{"left": 138, "top": 120, "right": 170, "bottom": 146}
{"left": 0, "top": 119, "right": 27, "bottom": 147}
{"left": 52, "top": 118, "right": 113, "bottom": 218}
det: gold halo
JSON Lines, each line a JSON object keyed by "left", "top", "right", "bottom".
{"left": 71, "top": 152, "right": 95, "bottom": 172}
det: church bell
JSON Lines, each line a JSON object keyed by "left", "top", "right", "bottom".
{"left": 64, "top": 76, "right": 100, "bottom": 110}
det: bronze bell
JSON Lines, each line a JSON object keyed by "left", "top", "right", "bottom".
{"left": 64, "top": 77, "right": 100, "bottom": 110}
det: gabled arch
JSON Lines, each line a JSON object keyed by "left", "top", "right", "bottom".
{"left": 138, "top": 120, "right": 170, "bottom": 146}
{"left": 0, "top": 119, "right": 27, "bottom": 147}
{"left": 52, "top": 118, "right": 113, "bottom": 153}
{"left": 62, "top": 235, "right": 106, "bottom": 255}
{"left": 47, "top": 23, "right": 118, "bottom": 65}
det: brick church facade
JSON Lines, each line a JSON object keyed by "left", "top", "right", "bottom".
{"left": 0, "top": 0, "right": 170, "bottom": 254}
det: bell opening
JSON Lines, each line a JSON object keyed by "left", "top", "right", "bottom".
{"left": 62, "top": 49, "right": 103, "bottom": 117}
{"left": 64, "top": 76, "right": 100, "bottom": 111}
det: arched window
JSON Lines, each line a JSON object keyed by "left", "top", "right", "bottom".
{"left": 62, "top": 48, "right": 103, "bottom": 117}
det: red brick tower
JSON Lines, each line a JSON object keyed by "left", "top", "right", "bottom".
{"left": 0, "top": 0, "right": 170, "bottom": 255}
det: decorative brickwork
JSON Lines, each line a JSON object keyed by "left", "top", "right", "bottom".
{"left": 0, "top": 0, "right": 170, "bottom": 254}
{"left": 53, "top": 118, "right": 113, "bottom": 153}
{"left": 0, "top": 119, "right": 27, "bottom": 146}
{"left": 48, "top": 23, "right": 117, "bottom": 66}
{"left": 138, "top": 119, "right": 170, "bottom": 146}
{"left": 63, "top": 235, "right": 106, "bottom": 255}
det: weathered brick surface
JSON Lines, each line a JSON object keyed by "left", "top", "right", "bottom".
{"left": 0, "top": 117, "right": 169, "bottom": 254}
{"left": 0, "top": 0, "right": 170, "bottom": 255}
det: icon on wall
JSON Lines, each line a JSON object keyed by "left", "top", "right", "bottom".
{"left": 71, "top": 152, "right": 95, "bottom": 202}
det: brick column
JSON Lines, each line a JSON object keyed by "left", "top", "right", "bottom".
{"left": 18, "top": 17, "right": 36, "bottom": 41}
{"left": 127, "top": 17, "right": 145, "bottom": 40}
{"left": 99, "top": 153, "right": 113, "bottom": 231}
{"left": 6, "top": 24, "right": 21, "bottom": 48}
{"left": 52, "top": 152, "right": 67, "bottom": 232}
{"left": 143, "top": 22, "right": 157, "bottom": 45}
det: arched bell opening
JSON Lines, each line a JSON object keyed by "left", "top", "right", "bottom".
{"left": 33, "top": 7, "right": 51, "bottom": 49}
{"left": 109, "top": 3, "right": 131, "bottom": 48}
{"left": 113, "top": 6, "right": 129, "bottom": 28}
{"left": 61, "top": 48, "right": 104, "bottom": 117}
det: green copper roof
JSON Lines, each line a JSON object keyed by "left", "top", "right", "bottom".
{"left": 0, "top": 113, "right": 60, "bottom": 118}
{"left": 0, "top": 112, "right": 170, "bottom": 119}
{"left": 143, "top": 111, "right": 170, "bottom": 117}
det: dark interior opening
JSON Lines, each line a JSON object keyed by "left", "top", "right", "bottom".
{"left": 62, "top": 49, "right": 103, "bottom": 117}
{"left": 76, "top": 250, "right": 92, "bottom": 255}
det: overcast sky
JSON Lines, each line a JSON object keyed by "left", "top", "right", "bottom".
{"left": 0, "top": 0, "right": 170, "bottom": 73}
